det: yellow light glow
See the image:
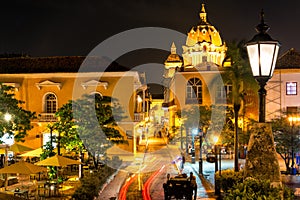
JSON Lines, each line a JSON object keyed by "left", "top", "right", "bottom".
{"left": 137, "top": 95, "right": 142, "bottom": 103}
{"left": 4, "top": 113, "right": 12, "bottom": 122}
{"left": 288, "top": 116, "right": 300, "bottom": 123}
{"left": 213, "top": 136, "right": 219, "bottom": 144}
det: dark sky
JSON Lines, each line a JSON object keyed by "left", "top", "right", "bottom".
{"left": 1, "top": 0, "right": 299, "bottom": 60}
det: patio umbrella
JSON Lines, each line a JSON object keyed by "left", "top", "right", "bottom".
{"left": 19, "top": 147, "right": 66, "bottom": 157}
{"left": 19, "top": 147, "right": 43, "bottom": 157}
{"left": 0, "top": 161, "right": 47, "bottom": 174}
{"left": 9, "top": 144, "right": 34, "bottom": 154}
{"left": 34, "top": 155, "right": 81, "bottom": 167}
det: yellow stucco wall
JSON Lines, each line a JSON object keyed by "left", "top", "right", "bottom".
{"left": 0, "top": 71, "right": 143, "bottom": 152}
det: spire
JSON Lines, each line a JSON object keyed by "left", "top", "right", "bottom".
{"left": 199, "top": 3, "right": 207, "bottom": 23}
{"left": 171, "top": 42, "right": 176, "bottom": 54}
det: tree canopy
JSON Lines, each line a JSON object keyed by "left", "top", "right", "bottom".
{"left": 54, "top": 94, "right": 127, "bottom": 166}
{"left": 271, "top": 116, "right": 300, "bottom": 171}
{"left": 0, "top": 84, "right": 36, "bottom": 142}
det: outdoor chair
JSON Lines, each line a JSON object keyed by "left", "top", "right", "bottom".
{"left": 28, "top": 186, "right": 38, "bottom": 199}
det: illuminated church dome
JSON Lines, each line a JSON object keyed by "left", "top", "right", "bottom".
{"left": 182, "top": 4, "right": 227, "bottom": 67}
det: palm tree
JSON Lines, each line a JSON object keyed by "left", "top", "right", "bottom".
{"left": 222, "top": 41, "right": 256, "bottom": 171}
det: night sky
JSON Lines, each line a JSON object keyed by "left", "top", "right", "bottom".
{"left": 1, "top": 0, "right": 300, "bottom": 62}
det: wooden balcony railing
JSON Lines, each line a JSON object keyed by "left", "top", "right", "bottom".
{"left": 38, "top": 113, "right": 57, "bottom": 122}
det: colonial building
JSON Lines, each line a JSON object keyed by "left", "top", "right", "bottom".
{"left": 0, "top": 56, "right": 150, "bottom": 154}
{"left": 162, "top": 4, "right": 300, "bottom": 142}
{"left": 266, "top": 48, "right": 300, "bottom": 120}
{"left": 162, "top": 4, "right": 231, "bottom": 140}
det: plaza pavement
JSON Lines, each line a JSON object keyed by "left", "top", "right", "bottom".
{"left": 98, "top": 139, "right": 218, "bottom": 200}
{"left": 97, "top": 138, "right": 300, "bottom": 200}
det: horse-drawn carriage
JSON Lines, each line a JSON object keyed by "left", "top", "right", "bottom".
{"left": 163, "top": 175, "right": 193, "bottom": 200}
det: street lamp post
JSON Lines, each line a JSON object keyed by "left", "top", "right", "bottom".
{"left": 213, "top": 136, "right": 221, "bottom": 196}
{"left": 180, "top": 120, "right": 183, "bottom": 150}
{"left": 246, "top": 10, "right": 280, "bottom": 123}
{"left": 199, "top": 129, "right": 203, "bottom": 175}
{"left": 191, "top": 128, "right": 197, "bottom": 164}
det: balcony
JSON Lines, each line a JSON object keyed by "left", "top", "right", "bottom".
{"left": 134, "top": 113, "right": 145, "bottom": 122}
{"left": 38, "top": 113, "right": 57, "bottom": 122}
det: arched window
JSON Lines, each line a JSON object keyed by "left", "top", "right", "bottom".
{"left": 216, "top": 84, "right": 232, "bottom": 104}
{"left": 186, "top": 77, "right": 202, "bottom": 104}
{"left": 44, "top": 93, "right": 57, "bottom": 113}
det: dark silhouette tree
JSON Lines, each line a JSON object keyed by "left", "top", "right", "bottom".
{"left": 222, "top": 41, "right": 256, "bottom": 171}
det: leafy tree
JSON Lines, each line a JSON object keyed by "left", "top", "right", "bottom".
{"left": 271, "top": 116, "right": 300, "bottom": 172}
{"left": 222, "top": 41, "right": 256, "bottom": 171}
{"left": 0, "top": 83, "right": 36, "bottom": 142}
{"left": 54, "top": 94, "right": 127, "bottom": 169}
{"left": 180, "top": 105, "right": 227, "bottom": 149}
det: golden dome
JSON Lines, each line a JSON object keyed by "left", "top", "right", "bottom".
{"left": 186, "top": 4, "right": 223, "bottom": 47}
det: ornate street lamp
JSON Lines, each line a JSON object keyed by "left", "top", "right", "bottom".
{"left": 246, "top": 10, "right": 280, "bottom": 122}
{"left": 199, "top": 129, "right": 203, "bottom": 175}
{"left": 191, "top": 128, "right": 198, "bottom": 164}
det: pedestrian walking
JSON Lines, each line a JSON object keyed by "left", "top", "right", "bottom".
{"left": 189, "top": 172, "right": 197, "bottom": 200}
{"left": 158, "top": 131, "right": 162, "bottom": 138}
{"left": 181, "top": 154, "right": 185, "bottom": 170}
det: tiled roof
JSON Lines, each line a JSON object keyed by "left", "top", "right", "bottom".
{"left": 0, "top": 56, "right": 129, "bottom": 74}
{"left": 276, "top": 48, "right": 300, "bottom": 69}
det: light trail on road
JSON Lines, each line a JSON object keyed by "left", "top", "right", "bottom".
{"left": 142, "top": 165, "right": 165, "bottom": 200}
{"left": 118, "top": 174, "right": 137, "bottom": 200}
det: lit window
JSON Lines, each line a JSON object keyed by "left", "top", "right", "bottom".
{"left": 186, "top": 77, "right": 202, "bottom": 104}
{"left": 286, "top": 82, "right": 297, "bottom": 95}
{"left": 45, "top": 93, "right": 57, "bottom": 113}
{"left": 216, "top": 84, "right": 232, "bottom": 104}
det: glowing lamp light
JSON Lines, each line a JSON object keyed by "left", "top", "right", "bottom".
{"left": 246, "top": 10, "right": 280, "bottom": 122}
{"left": 213, "top": 136, "right": 219, "bottom": 144}
{"left": 4, "top": 113, "right": 12, "bottom": 122}
{"left": 246, "top": 10, "right": 280, "bottom": 81}
{"left": 137, "top": 95, "right": 143, "bottom": 103}
{"left": 192, "top": 128, "right": 198, "bottom": 136}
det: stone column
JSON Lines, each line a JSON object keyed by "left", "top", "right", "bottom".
{"left": 244, "top": 123, "right": 281, "bottom": 187}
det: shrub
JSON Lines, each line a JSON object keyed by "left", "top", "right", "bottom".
{"left": 224, "top": 178, "right": 294, "bottom": 200}
{"left": 72, "top": 165, "right": 117, "bottom": 200}
{"left": 215, "top": 169, "right": 244, "bottom": 192}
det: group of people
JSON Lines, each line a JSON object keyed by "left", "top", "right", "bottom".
{"left": 166, "top": 172, "right": 197, "bottom": 200}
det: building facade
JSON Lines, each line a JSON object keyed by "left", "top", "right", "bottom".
{"left": 0, "top": 56, "right": 150, "bottom": 154}
{"left": 162, "top": 4, "right": 231, "bottom": 140}
{"left": 266, "top": 48, "right": 300, "bottom": 120}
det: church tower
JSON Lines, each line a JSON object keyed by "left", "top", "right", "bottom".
{"left": 164, "top": 42, "right": 183, "bottom": 78}
{"left": 182, "top": 4, "right": 227, "bottom": 67}
{"left": 162, "top": 3, "right": 228, "bottom": 138}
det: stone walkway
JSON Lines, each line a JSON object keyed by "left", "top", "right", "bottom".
{"left": 96, "top": 170, "right": 128, "bottom": 200}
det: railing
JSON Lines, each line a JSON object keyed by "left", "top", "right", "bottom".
{"left": 134, "top": 113, "right": 144, "bottom": 122}
{"left": 38, "top": 113, "right": 57, "bottom": 122}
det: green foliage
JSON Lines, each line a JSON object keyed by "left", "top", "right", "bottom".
{"left": 54, "top": 94, "right": 127, "bottom": 168}
{"left": 40, "top": 134, "right": 57, "bottom": 179}
{"left": 72, "top": 165, "right": 117, "bottom": 200}
{"left": 283, "top": 186, "right": 295, "bottom": 200}
{"left": 0, "top": 83, "right": 36, "bottom": 141}
{"left": 222, "top": 41, "right": 255, "bottom": 108}
{"left": 181, "top": 105, "right": 212, "bottom": 130}
{"left": 216, "top": 169, "right": 244, "bottom": 192}
{"left": 224, "top": 178, "right": 294, "bottom": 200}
{"left": 271, "top": 116, "right": 300, "bottom": 172}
